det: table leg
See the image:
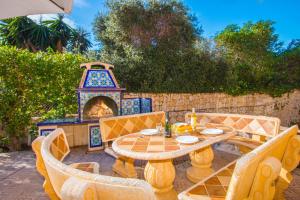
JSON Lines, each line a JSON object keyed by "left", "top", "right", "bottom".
{"left": 113, "top": 157, "right": 137, "bottom": 178}
{"left": 187, "top": 145, "right": 214, "bottom": 183}
{"left": 144, "top": 159, "right": 176, "bottom": 193}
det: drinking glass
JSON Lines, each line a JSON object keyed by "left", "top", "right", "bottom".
{"left": 186, "top": 118, "right": 191, "bottom": 125}
{"left": 156, "top": 123, "right": 162, "bottom": 133}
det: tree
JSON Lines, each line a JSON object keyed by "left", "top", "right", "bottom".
{"left": 29, "top": 20, "right": 52, "bottom": 51}
{"left": 68, "top": 28, "right": 92, "bottom": 54}
{"left": 214, "top": 21, "right": 283, "bottom": 94}
{"left": 215, "top": 21, "right": 281, "bottom": 67}
{"left": 0, "top": 17, "right": 38, "bottom": 51}
{"left": 0, "top": 15, "right": 92, "bottom": 53}
{"left": 43, "top": 14, "right": 73, "bottom": 52}
{"left": 275, "top": 39, "right": 300, "bottom": 87}
{"left": 93, "top": 0, "right": 202, "bottom": 91}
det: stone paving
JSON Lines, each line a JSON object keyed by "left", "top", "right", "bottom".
{"left": 0, "top": 147, "right": 299, "bottom": 200}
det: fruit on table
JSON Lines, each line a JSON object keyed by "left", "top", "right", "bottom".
{"left": 176, "top": 124, "right": 193, "bottom": 133}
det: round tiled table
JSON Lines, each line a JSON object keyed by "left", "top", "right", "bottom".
{"left": 112, "top": 124, "right": 236, "bottom": 194}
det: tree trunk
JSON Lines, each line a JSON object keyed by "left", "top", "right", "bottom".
{"left": 10, "top": 136, "right": 21, "bottom": 151}
{"left": 24, "top": 40, "right": 37, "bottom": 52}
{"left": 27, "top": 40, "right": 37, "bottom": 52}
{"left": 56, "top": 40, "right": 63, "bottom": 52}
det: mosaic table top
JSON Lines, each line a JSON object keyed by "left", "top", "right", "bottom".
{"left": 112, "top": 124, "right": 236, "bottom": 160}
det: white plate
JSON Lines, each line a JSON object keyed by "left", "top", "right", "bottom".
{"left": 140, "top": 129, "right": 159, "bottom": 136}
{"left": 201, "top": 128, "right": 224, "bottom": 135}
{"left": 176, "top": 136, "right": 198, "bottom": 144}
{"left": 173, "top": 122, "right": 188, "bottom": 126}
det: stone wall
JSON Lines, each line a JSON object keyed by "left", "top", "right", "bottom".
{"left": 124, "top": 90, "right": 300, "bottom": 126}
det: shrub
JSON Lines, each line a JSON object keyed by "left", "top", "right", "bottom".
{"left": 0, "top": 46, "right": 87, "bottom": 150}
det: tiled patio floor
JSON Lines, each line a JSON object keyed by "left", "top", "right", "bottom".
{"left": 0, "top": 147, "right": 299, "bottom": 200}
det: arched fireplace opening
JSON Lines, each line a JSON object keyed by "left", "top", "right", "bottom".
{"left": 83, "top": 96, "right": 118, "bottom": 121}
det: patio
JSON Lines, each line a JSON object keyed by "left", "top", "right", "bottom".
{"left": 0, "top": 61, "right": 297, "bottom": 200}
{"left": 0, "top": 0, "right": 299, "bottom": 200}
{"left": 0, "top": 147, "right": 299, "bottom": 200}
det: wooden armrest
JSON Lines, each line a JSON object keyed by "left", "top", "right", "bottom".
{"left": 281, "top": 126, "right": 300, "bottom": 134}
{"left": 61, "top": 177, "right": 97, "bottom": 200}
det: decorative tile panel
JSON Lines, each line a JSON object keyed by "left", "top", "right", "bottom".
{"left": 121, "top": 99, "right": 140, "bottom": 115}
{"left": 185, "top": 113, "right": 280, "bottom": 137}
{"left": 89, "top": 125, "right": 102, "bottom": 148}
{"left": 184, "top": 161, "right": 236, "bottom": 200}
{"left": 40, "top": 129, "right": 55, "bottom": 136}
{"left": 50, "top": 130, "right": 70, "bottom": 161}
{"left": 121, "top": 98, "right": 152, "bottom": 115}
{"left": 69, "top": 162, "right": 99, "bottom": 174}
{"left": 83, "top": 70, "right": 115, "bottom": 88}
{"left": 141, "top": 98, "right": 152, "bottom": 113}
{"left": 100, "top": 111, "right": 165, "bottom": 142}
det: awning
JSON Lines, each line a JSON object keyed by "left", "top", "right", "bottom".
{"left": 0, "top": 0, "right": 73, "bottom": 19}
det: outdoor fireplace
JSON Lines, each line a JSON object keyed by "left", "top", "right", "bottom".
{"left": 77, "top": 62, "right": 124, "bottom": 122}
{"left": 82, "top": 96, "right": 118, "bottom": 121}
{"left": 37, "top": 61, "right": 152, "bottom": 151}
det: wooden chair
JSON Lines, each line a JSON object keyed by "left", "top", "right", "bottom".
{"left": 32, "top": 128, "right": 156, "bottom": 200}
{"left": 178, "top": 125, "right": 300, "bottom": 200}
{"left": 185, "top": 112, "right": 281, "bottom": 153}
{"left": 99, "top": 111, "right": 165, "bottom": 178}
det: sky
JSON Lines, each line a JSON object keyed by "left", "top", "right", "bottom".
{"left": 30, "top": 0, "right": 300, "bottom": 49}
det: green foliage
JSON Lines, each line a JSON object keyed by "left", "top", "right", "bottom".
{"left": 215, "top": 21, "right": 282, "bottom": 64}
{"left": 94, "top": 0, "right": 217, "bottom": 92}
{"left": 277, "top": 40, "right": 300, "bottom": 87}
{"left": 0, "top": 46, "right": 87, "bottom": 150}
{"left": 94, "top": 0, "right": 300, "bottom": 96}
{"left": 214, "top": 20, "right": 299, "bottom": 96}
{"left": 0, "top": 15, "right": 91, "bottom": 53}
{"left": 68, "top": 28, "right": 93, "bottom": 54}
{"left": 43, "top": 14, "right": 73, "bottom": 52}
{"left": 0, "top": 0, "right": 299, "bottom": 150}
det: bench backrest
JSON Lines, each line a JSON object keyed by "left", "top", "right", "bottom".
{"left": 32, "top": 128, "right": 156, "bottom": 200}
{"left": 49, "top": 130, "right": 70, "bottom": 161}
{"left": 100, "top": 111, "right": 165, "bottom": 142}
{"left": 185, "top": 112, "right": 280, "bottom": 139}
{"left": 226, "top": 125, "right": 299, "bottom": 200}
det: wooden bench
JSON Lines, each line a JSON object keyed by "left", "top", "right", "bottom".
{"left": 185, "top": 112, "right": 281, "bottom": 153}
{"left": 32, "top": 128, "right": 156, "bottom": 200}
{"left": 32, "top": 130, "right": 99, "bottom": 175}
{"left": 99, "top": 111, "right": 165, "bottom": 178}
{"left": 178, "top": 125, "right": 300, "bottom": 200}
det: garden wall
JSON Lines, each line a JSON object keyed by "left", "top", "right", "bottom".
{"left": 124, "top": 90, "right": 300, "bottom": 126}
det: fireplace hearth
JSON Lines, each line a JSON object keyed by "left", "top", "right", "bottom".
{"left": 83, "top": 96, "right": 118, "bottom": 121}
